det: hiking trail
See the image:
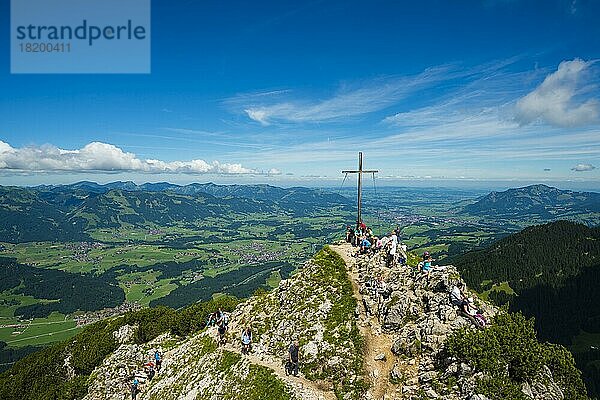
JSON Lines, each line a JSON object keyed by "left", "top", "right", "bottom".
{"left": 330, "top": 243, "right": 414, "bottom": 400}
{"left": 219, "top": 341, "right": 337, "bottom": 400}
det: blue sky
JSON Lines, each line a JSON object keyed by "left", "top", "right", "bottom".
{"left": 1, "top": 0, "right": 599, "bottom": 190}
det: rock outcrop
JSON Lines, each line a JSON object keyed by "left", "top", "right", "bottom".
{"left": 343, "top": 244, "right": 569, "bottom": 400}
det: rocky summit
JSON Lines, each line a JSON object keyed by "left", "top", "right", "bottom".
{"left": 78, "top": 244, "right": 584, "bottom": 400}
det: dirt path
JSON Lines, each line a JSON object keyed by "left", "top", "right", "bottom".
{"left": 330, "top": 244, "right": 400, "bottom": 400}
{"left": 221, "top": 343, "right": 337, "bottom": 400}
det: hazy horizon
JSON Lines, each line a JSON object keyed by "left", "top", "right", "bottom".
{"left": 2, "top": 175, "right": 600, "bottom": 194}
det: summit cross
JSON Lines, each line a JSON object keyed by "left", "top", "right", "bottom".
{"left": 342, "top": 152, "right": 378, "bottom": 229}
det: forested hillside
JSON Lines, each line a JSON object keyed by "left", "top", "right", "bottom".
{"left": 452, "top": 220, "right": 600, "bottom": 396}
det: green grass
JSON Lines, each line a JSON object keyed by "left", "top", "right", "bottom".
{"left": 479, "top": 281, "right": 516, "bottom": 301}
{"left": 265, "top": 270, "right": 282, "bottom": 288}
{"left": 570, "top": 330, "right": 600, "bottom": 353}
{"left": 0, "top": 311, "right": 80, "bottom": 347}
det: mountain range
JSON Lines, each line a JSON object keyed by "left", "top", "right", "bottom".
{"left": 0, "top": 182, "right": 351, "bottom": 243}
{"left": 462, "top": 184, "right": 600, "bottom": 223}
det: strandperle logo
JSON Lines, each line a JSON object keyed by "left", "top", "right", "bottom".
{"left": 15, "top": 19, "right": 147, "bottom": 47}
{"left": 10, "top": 0, "right": 151, "bottom": 74}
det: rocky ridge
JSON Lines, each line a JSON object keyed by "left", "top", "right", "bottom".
{"left": 82, "top": 246, "right": 362, "bottom": 400}
{"left": 80, "top": 244, "right": 576, "bottom": 400}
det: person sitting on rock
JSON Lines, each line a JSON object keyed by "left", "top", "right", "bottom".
{"left": 421, "top": 251, "right": 433, "bottom": 279}
{"left": 450, "top": 282, "right": 474, "bottom": 314}
{"left": 287, "top": 340, "right": 300, "bottom": 377}
{"left": 241, "top": 326, "right": 252, "bottom": 354}
{"left": 450, "top": 283, "right": 487, "bottom": 328}
{"left": 360, "top": 236, "right": 372, "bottom": 254}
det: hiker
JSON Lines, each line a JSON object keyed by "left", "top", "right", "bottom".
{"left": 131, "top": 378, "right": 140, "bottom": 400}
{"left": 450, "top": 282, "right": 487, "bottom": 328}
{"left": 147, "top": 364, "right": 155, "bottom": 381}
{"left": 386, "top": 232, "right": 397, "bottom": 267}
{"left": 380, "top": 234, "right": 389, "bottom": 249}
{"left": 359, "top": 220, "right": 367, "bottom": 234}
{"left": 154, "top": 350, "right": 162, "bottom": 372}
{"left": 450, "top": 282, "right": 470, "bottom": 313}
{"left": 421, "top": 252, "right": 433, "bottom": 279}
{"left": 241, "top": 326, "right": 252, "bottom": 354}
{"left": 205, "top": 312, "right": 217, "bottom": 328}
{"left": 353, "top": 227, "right": 361, "bottom": 246}
{"left": 376, "top": 277, "right": 390, "bottom": 300}
{"left": 345, "top": 225, "right": 354, "bottom": 243}
{"left": 287, "top": 340, "right": 300, "bottom": 377}
{"left": 398, "top": 243, "right": 408, "bottom": 266}
{"left": 374, "top": 236, "right": 382, "bottom": 250}
{"left": 360, "top": 236, "right": 371, "bottom": 254}
{"left": 216, "top": 309, "right": 228, "bottom": 344}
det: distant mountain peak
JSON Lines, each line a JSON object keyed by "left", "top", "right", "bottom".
{"left": 463, "top": 184, "right": 600, "bottom": 222}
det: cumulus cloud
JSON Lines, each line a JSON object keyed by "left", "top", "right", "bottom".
{"left": 571, "top": 163, "right": 596, "bottom": 172}
{"left": 515, "top": 59, "right": 599, "bottom": 127}
{"left": 0, "top": 141, "right": 267, "bottom": 175}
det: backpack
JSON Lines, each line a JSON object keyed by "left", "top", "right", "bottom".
{"left": 474, "top": 313, "right": 487, "bottom": 327}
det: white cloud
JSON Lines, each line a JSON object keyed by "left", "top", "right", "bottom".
{"left": 244, "top": 108, "right": 272, "bottom": 126}
{"left": 0, "top": 141, "right": 269, "bottom": 175}
{"left": 571, "top": 163, "right": 596, "bottom": 172}
{"left": 515, "top": 59, "right": 599, "bottom": 127}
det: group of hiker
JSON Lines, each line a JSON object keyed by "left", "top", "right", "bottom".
{"left": 346, "top": 222, "right": 408, "bottom": 267}
{"left": 350, "top": 221, "right": 488, "bottom": 329}
{"left": 205, "top": 308, "right": 230, "bottom": 345}
{"left": 130, "top": 350, "right": 162, "bottom": 400}
{"left": 205, "top": 308, "right": 302, "bottom": 376}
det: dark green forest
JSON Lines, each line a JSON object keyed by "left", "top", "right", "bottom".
{"left": 150, "top": 261, "right": 295, "bottom": 309}
{"left": 452, "top": 220, "right": 600, "bottom": 397}
{"left": 0, "top": 257, "right": 124, "bottom": 318}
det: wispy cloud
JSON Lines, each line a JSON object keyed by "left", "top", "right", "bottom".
{"left": 571, "top": 163, "right": 596, "bottom": 171}
{"left": 0, "top": 141, "right": 273, "bottom": 175}
{"left": 515, "top": 58, "right": 599, "bottom": 127}
{"left": 227, "top": 66, "right": 458, "bottom": 125}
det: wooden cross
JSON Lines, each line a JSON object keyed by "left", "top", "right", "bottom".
{"left": 342, "top": 152, "right": 378, "bottom": 229}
